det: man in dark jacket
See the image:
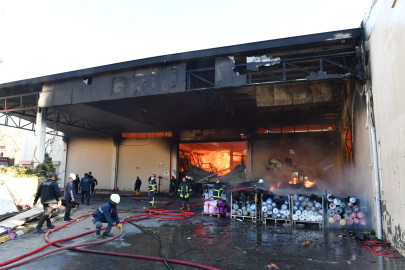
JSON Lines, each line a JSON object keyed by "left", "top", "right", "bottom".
{"left": 134, "top": 176, "right": 142, "bottom": 196}
{"left": 73, "top": 174, "right": 80, "bottom": 194}
{"left": 64, "top": 173, "right": 76, "bottom": 222}
{"left": 213, "top": 178, "right": 224, "bottom": 200}
{"left": 148, "top": 174, "right": 157, "bottom": 208}
{"left": 33, "top": 172, "right": 61, "bottom": 233}
{"left": 169, "top": 176, "right": 177, "bottom": 195}
{"left": 92, "top": 194, "right": 121, "bottom": 237}
{"left": 178, "top": 177, "right": 191, "bottom": 210}
{"left": 89, "top": 172, "right": 98, "bottom": 194}
{"left": 79, "top": 173, "right": 92, "bottom": 205}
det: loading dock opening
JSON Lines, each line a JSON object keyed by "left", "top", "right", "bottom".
{"left": 178, "top": 141, "right": 246, "bottom": 178}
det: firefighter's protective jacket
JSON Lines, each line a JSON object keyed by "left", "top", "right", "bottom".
{"left": 178, "top": 181, "right": 191, "bottom": 198}
{"left": 213, "top": 182, "right": 223, "bottom": 199}
{"left": 148, "top": 178, "right": 157, "bottom": 192}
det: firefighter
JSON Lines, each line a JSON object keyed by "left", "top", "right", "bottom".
{"left": 148, "top": 174, "right": 157, "bottom": 208}
{"left": 213, "top": 178, "right": 223, "bottom": 200}
{"left": 92, "top": 194, "right": 122, "bottom": 238}
{"left": 134, "top": 176, "right": 142, "bottom": 196}
{"left": 178, "top": 177, "right": 191, "bottom": 210}
{"left": 254, "top": 179, "right": 267, "bottom": 192}
{"left": 169, "top": 176, "right": 177, "bottom": 195}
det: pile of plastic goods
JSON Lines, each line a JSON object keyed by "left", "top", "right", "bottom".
{"left": 291, "top": 194, "right": 323, "bottom": 222}
{"left": 262, "top": 195, "right": 290, "bottom": 219}
{"left": 232, "top": 199, "right": 258, "bottom": 217}
{"left": 326, "top": 194, "right": 368, "bottom": 226}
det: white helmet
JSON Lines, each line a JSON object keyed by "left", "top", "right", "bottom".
{"left": 110, "top": 194, "right": 120, "bottom": 204}
{"left": 258, "top": 179, "right": 264, "bottom": 183}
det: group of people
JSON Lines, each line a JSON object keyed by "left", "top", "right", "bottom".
{"left": 134, "top": 175, "right": 178, "bottom": 196}
{"left": 33, "top": 172, "right": 216, "bottom": 237}
{"left": 141, "top": 174, "right": 193, "bottom": 210}
{"left": 34, "top": 171, "right": 120, "bottom": 238}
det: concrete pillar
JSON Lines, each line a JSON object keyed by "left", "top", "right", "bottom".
{"left": 58, "top": 136, "right": 68, "bottom": 188}
{"left": 171, "top": 142, "right": 179, "bottom": 180}
{"left": 34, "top": 108, "right": 47, "bottom": 166}
{"left": 111, "top": 141, "right": 118, "bottom": 190}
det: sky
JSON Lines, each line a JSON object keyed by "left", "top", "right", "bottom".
{"left": 0, "top": 0, "right": 369, "bottom": 84}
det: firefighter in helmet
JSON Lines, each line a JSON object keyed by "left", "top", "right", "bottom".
{"left": 178, "top": 177, "right": 191, "bottom": 210}
{"left": 148, "top": 174, "right": 157, "bottom": 208}
{"left": 213, "top": 178, "right": 224, "bottom": 200}
{"left": 169, "top": 176, "right": 177, "bottom": 195}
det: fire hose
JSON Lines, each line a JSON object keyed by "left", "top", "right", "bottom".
{"left": 0, "top": 199, "right": 220, "bottom": 270}
{"left": 1, "top": 188, "right": 253, "bottom": 269}
{"left": 359, "top": 240, "right": 403, "bottom": 258}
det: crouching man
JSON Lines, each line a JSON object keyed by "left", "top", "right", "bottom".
{"left": 92, "top": 194, "right": 122, "bottom": 237}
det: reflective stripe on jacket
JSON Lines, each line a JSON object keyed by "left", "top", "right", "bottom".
{"left": 92, "top": 201, "right": 120, "bottom": 226}
{"left": 148, "top": 178, "right": 157, "bottom": 192}
{"left": 213, "top": 183, "right": 223, "bottom": 199}
{"left": 179, "top": 182, "right": 191, "bottom": 198}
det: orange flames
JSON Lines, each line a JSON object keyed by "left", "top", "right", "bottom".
{"left": 304, "top": 180, "right": 316, "bottom": 188}
{"left": 288, "top": 178, "right": 316, "bottom": 188}
{"left": 289, "top": 178, "right": 298, "bottom": 185}
{"left": 198, "top": 151, "right": 230, "bottom": 176}
{"left": 270, "top": 183, "right": 281, "bottom": 190}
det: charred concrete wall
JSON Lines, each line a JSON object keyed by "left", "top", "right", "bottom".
{"left": 351, "top": 88, "right": 376, "bottom": 230}
{"left": 66, "top": 133, "right": 114, "bottom": 189}
{"left": 364, "top": 0, "right": 405, "bottom": 253}
{"left": 117, "top": 138, "right": 172, "bottom": 192}
{"left": 250, "top": 133, "right": 339, "bottom": 189}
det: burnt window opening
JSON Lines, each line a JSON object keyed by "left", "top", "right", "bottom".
{"left": 257, "top": 124, "right": 336, "bottom": 134}
{"left": 83, "top": 77, "right": 92, "bottom": 85}
{"left": 122, "top": 132, "right": 172, "bottom": 139}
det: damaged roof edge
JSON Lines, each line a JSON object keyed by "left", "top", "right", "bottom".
{"left": 0, "top": 28, "right": 360, "bottom": 89}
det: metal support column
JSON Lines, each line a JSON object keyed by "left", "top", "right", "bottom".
{"left": 111, "top": 141, "right": 119, "bottom": 190}
{"left": 34, "top": 107, "right": 47, "bottom": 166}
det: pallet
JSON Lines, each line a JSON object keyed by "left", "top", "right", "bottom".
{"left": 202, "top": 212, "right": 221, "bottom": 218}
{"left": 231, "top": 215, "right": 257, "bottom": 222}
{"left": 262, "top": 218, "right": 291, "bottom": 226}
{"left": 292, "top": 220, "right": 324, "bottom": 228}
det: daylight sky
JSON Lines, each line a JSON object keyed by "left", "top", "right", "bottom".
{"left": 0, "top": 0, "right": 369, "bottom": 84}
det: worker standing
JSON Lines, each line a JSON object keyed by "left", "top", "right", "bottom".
{"left": 169, "top": 176, "right": 177, "bottom": 195}
{"left": 74, "top": 174, "right": 80, "bottom": 194}
{"left": 92, "top": 194, "right": 122, "bottom": 237}
{"left": 148, "top": 174, "right": 157, "bottom": 208}
{"left": 79, "top": 173, "right": 92, "bottom": 205}
{"left": 134, "top": 176, "right": 142, "bottom": 196}
{"left": 178, "top": 177, "right": 191, "bottom": 210}
{"left": 213, "top": 178, "right": 224, "bottom": 200}
{"left": 64, "top": 173, "right": 76, "bottom": 222}
{"left": 89, "top": 172, "right": 98, "bottom": 194}
{"left": 33, "top": 172, "right": 61, "bottom": 233}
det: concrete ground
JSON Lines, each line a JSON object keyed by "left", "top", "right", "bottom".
{"left": 1, "top": 194, "right": 405, "bottom": 270}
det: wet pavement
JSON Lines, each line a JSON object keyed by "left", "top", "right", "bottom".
{"left": 1, "top": 195, "right": 405, "bottom": 270}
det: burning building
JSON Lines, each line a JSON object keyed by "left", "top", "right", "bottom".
{"left": 2, "top": 16, "right": 405, "bottom": 255}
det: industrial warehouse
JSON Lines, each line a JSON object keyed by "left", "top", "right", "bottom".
{"left": 1, "top": 1, "right": 405, "bottom": 269}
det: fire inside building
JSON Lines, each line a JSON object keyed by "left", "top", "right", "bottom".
{"left": 1, "top": 21, "right": 404, "bottom": 262}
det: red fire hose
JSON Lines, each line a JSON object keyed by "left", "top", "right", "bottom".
{"left": 0, "top": 199, "right": 220, "bottom": 270}
{"left": 359, "top": 240, "right": 403, "bottom": 258}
